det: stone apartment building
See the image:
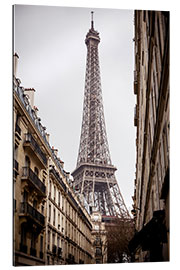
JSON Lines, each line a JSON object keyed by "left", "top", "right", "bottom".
{"left": 13, "top": 54, "right": 94, "bottom": 266}
{"left": 91, "top": 211, "right": 107, "bottom": 264}
{"left": 129, "top": 10, "right": 169, "bottom": 262}
{"left": 13, "top": 53, "right": 51, "bottom": 266}
{"left": 46, "top": 151, "right": 93, "bottom": 265}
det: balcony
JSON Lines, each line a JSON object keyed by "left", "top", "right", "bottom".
{"left": 22, "top": 167, "right": 46, "bottom": 197}
{"left": 20, "top": 202, "right": 45, "bottom": 228}
{"left": 23, "top": 133, "right": 47, "bottom": 169}
{"left": 15, "top": 123, "right": 22, "bottom": 147}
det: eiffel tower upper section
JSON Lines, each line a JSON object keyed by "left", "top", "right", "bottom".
{"left": 72, "top": 12, "right": 130, "bottom": 219}
{"left": 77, "top": 12, "right": 112, "bottom": 168}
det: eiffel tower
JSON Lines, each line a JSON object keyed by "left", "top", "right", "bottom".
{"left": 72, "top": 12, "right": 130, "bottom": 219}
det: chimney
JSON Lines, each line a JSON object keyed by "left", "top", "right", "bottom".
{"left": 13, "top": 53, "right": 19, "bottom": 77}
{"left": 24, "top": 88, "right": 35, "bottom": 108}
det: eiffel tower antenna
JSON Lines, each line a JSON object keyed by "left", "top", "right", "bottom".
{"left": 91, "top": 11, "right": 94, "bottom": 29}
{"left": 72, "top": 13, "right": 130, "bottom": 219}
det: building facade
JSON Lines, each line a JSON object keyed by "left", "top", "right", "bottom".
{"left": 129, "top": 10, "right": 169, "bottom": 262}
{"left": 13, "top": 54, "right": 94, "bottom": 266}
{"left": 13, "top": 54, "right": 51, "bottom": 266}
{"left": 91, "top": 211, "right": 107, "bottom": 264}
{"left": 46, "top": 152, "right": 93, "bottom": 265}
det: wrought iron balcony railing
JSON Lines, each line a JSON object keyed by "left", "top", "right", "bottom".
{"left": 22, "top": 167, "right": 46, "bottom": 195}
{"left": 20, "top": 202, "right": 45, "bottom": 227}
{"left": 24, "top": 133, "right": 47, "bottom": 166}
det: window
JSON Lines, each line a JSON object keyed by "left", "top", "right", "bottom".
{"left": 41, "top": 204, "right": 44, "bottom": 215}
{"left": 58, "top": 191, "right": 61, "bottom": 207}
{"left": 40, "top": 235, "right": 43, "bottom": 252}
{"left": 54, "top": 185, "right": 56, "bottom": 201}
{"left": 49, "top": 181, "right": 52, "bottom": 197}
{"left": 21, "top": 223, "right": 27, "bottom": 246}
{"left": 34, "top": 167, "right": 39, "bottom": 176}
{"left": 33, "top": 199, "right": 37, "bottom": 209}
{"left": 49, "top": 204, "right": 51, "bottom": 222}
{"left": 62, "top": 196, "right": 64, "bottom": 210}
{"left": 14, "top": 199, "right": 16, "bottom": 212}
{"left": 53, "top": 208, "right": 56, "bottom": 226}
{"left": 31, "top": 231, "right": 36, "bottom": 249}
{"left": 25, "top": 155, "right": 30, "bottom": 168}
{"left": 48, "top": 230, "right": 50, "bottom": 250}
{"left": 23, "top": 190, "right": 28, "bottom": 202}
{"left": 52, "top": 233, "right": 55, "bottom": 245}
{"left": 58, "top": 213, "right": 60, "bottom": 229}
{"left": 96, "top": 247, "right": 102, "bottom": 256}
{"left": 57, "top": 236, "right": 60, "bottom": 248}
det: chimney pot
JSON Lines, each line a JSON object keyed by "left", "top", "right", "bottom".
{"left": 24, "top": 88, "right": 35, "bottom": 108}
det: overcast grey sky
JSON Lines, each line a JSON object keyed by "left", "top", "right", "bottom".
{"left": 14, "top": 4, "right": 136, "bottom": 211}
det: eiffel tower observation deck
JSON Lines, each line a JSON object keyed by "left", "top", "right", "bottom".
{"left": 72, "top": 12, "right": 130, "bottom": 219}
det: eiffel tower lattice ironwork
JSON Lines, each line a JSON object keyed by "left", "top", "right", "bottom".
{"left": 72, "top": 12, "right": 130, "bottom": 219}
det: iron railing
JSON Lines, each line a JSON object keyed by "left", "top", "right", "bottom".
{"left": 22, "top": 167, "right": 46, "bottom": 195}
{"left": 20, "top": 202, "right": 45, "bottom": 226}
{"left": 24, "top": 133, "right": 47, "bottom": 166}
